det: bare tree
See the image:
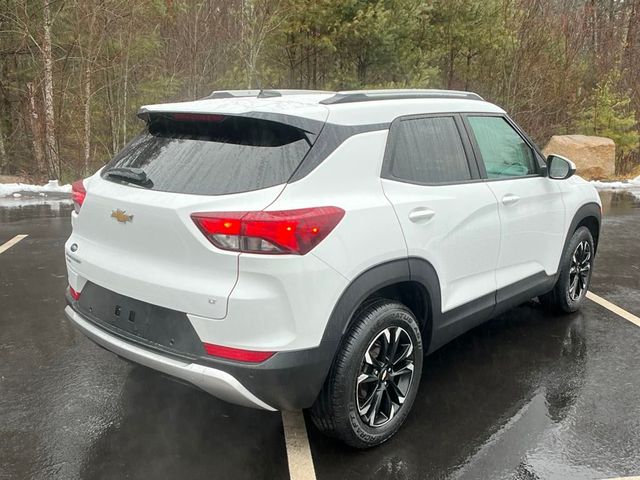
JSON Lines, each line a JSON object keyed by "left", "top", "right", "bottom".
{"left": 234, "top": 0, "right": 287, "bottom": 88}
{"left": 0, "top": 122, "right": 6, "bottom": 173}
{"left": 26, "top": 82, "right": 45, "bottom": 175}
{"left": 77, "top": 0, "right": 104, "bottom": 175}
{"left": 42, "top": 0, "right": 58, "bottom": 178}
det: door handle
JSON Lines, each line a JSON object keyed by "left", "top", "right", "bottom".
{"left": 502, "top": 194, "right": 520, "bottom": 206}
{"left": 408, "top": 207, "right": 435, "bottom": 223}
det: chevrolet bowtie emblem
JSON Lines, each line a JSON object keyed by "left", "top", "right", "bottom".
{"left": 111, "top": 209, "right": 134, "bottom": 223}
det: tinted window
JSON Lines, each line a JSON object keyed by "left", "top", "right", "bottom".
{"left": 389, "top": 116, "right": 471, "bottom": 184}
{"left": 467, "top": 116, "right": 537, "bottom": 179}
{"left": 102, "top": 114, "right": 311, "bottom": 195}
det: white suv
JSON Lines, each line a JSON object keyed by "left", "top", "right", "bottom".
{"left": 64, "top": 89, "right": 601, "bottom": 447}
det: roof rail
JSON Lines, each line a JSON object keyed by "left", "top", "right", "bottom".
{"left": 205, "top": 89, "right": 332, "bottom": 100}
{"left": 206, "top": 90, "right": 261, "bottom": 99}
{"left": 319, "top": 89, "right": 483, "bottom": 105}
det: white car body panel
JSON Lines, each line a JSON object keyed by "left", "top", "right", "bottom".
{"left": 189, "top": 252, "right": 348, "bottom": 351}
{"left": 556, "top": 175, "right": 602, "bottom": 233}
{"left": 382, "top": 180, "right": 501, "bottom": 312}
{"left": 267, "top": 130, "right": 407, "bottom": 282}
{"left": 65, "top": 176, "right": 286, "bottom": 319}
{"left": 485, "top": 177, "right": 566, "bottom": 289}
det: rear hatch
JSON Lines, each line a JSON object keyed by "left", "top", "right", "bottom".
{"left": 67, "top": 111, "right": 323, "bottom": 319}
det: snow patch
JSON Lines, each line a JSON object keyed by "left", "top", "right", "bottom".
{"left": 0, "top": 180, "right": 72, "bottom": 197}
{"left": 0, "top": 196, "right": 73, "bottom": 209}
{"left": 591, "top": 175, "right": 640, "bottom": 201}
{"left": 590, "top": 175, "right": 640, "bottom": 190}
{"left": 0, "top": 180, "right": 73, "bottom": 207}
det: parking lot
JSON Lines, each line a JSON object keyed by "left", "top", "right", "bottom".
{"left": 1, "top": 190, "right": 639, "bottom": 480}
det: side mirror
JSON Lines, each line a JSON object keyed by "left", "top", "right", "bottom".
{"left": 546, "top": 154, "right": 576, "bottom": 180}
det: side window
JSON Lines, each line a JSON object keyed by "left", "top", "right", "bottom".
{"left": 467, "top": 116, "right": 537, "bottom": 179}
{"left": 389, "top": 116, "right": 472, "bottom": 184}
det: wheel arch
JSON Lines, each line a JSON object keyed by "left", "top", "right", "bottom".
{"left": 320, "top": 257, "right": 441, "bottom": 361}
{"left": 563, "top": 202, "right": 601, "bottom": 261}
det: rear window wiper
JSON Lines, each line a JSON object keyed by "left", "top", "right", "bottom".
{"left": 105, "top": 167, "right": 152, "bottom": 187}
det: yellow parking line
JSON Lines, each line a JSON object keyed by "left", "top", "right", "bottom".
{"left": 587, "top": 291, "right": 640, "bottom": 328}
{"left": 0, "top": 234, "right": 28, "bottom": 255}
{"left": 282, "top": 410, "right": 317, "bottom": 480}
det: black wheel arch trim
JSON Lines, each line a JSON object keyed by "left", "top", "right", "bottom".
{"left": 561, "top": 202, "right": 601, "bottom": 262}
{"left": 318, "top": 257, "right": 441, "bottom": 364}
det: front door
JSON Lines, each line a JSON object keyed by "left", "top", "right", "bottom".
{"left": 463, "top": 114, "right": 566, "bottom": 292}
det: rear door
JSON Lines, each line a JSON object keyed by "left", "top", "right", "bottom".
{"left": 67, "top": 114, "right": 316, "bottom": 319}
{"left": 381, "top": 114, "right": 501, "bottom": 314}
{"left": 463, "top": 114, "right": 565, "bottom": 291}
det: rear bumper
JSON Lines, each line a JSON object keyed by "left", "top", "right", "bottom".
{"left": 64, "top": 298, "right": 337, "bottom": 410}
{"left": 64, "top": 306, "right": 276, "bottom": 410}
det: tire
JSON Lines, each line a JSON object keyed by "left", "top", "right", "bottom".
{"left": 539, "top": 226, "right": 594, "bottom": 313}
{"left": 310, "top": 299, "right": 423, "bottom": 448}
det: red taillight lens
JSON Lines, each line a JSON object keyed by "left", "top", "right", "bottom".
{"left": 71, "top": 180, "right": 86, "bottom": 214}
{"left": 191, "top": 207, "right": 345, "bottom": 255}
{"left": 68, "top": 286, "right": 81, "bottom": 301}
{"left": 203, "top": 343, "right": 275, "bottom": 363}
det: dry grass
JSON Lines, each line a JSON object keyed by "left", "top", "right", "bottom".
{"left": 0, "top": 174, "right": 27, "bottom": 184}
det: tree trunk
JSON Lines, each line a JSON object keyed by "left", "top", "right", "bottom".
{"left": 0, "top": 122, "right": 7, "bottom": 173}
{"left": 623, "top": 0, "right": 640, "bottom": 159}
{"left": 447, "top": 47, "right": 455, "bottom": 89}
{"left": 623, "top": 0, "right": 639, "bottom": 71}
{"left": 83, "top": 60, "right": 91, "bottom": 176}
{"left": 122, "top": 50, "right": 130, "bottom": 148}
{"left": 26, "top": 82, "right": 46, "bottom": 175}
{"left": 42, "top": 0, "right": 59, "bottom": 179}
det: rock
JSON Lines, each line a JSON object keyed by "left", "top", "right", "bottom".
{"left": 543, "top": 135, "right": 615, "bottom": 179}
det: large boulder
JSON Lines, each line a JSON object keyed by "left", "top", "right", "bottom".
{"left": 542, "top": 135, "right": 615, "bottom": 179}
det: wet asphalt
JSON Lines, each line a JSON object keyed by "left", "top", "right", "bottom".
{"left": 0, "top": 191, "right": 639, "bottom": 480}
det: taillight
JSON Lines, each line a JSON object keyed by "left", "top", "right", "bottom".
{"left": 191, "top": 207, "right": 345, "bottom": 255}
{"left": 203, "top": 343, "right": 275, "bottom": 363}
{"left": 68, "top": 286, "right": 81, "bottom": 301}
{"left": 172, "top": 113, "right": 225, "bottom": 122}
{"left": 71, "top": 180, "right": 86, "bottom": 213}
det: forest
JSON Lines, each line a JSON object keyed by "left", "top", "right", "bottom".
{"left": 0, "top": 0, "right": 638, "bottom": 182}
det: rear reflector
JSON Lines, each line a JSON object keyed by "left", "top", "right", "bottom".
{"left": 71, "top": 180, "right": 86, "bottom": 214}
{"left": 203, "top": 343, "right": 275, "bottom": 363}
{"left": 191, "top": 207, "right": 345, "bottom": 255}
{"left": 68, "top": 286, "right": 81, "bottom": 301}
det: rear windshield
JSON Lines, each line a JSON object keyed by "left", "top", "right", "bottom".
{"left": 101, "top": 114, "right": 311, "bottom": 195}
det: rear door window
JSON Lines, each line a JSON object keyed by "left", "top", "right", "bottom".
{"left": 102, "top": 114, "right": 311, "bottom": 195}
{"left": 387, "top": 116, "right": 472, "bottom": 184}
